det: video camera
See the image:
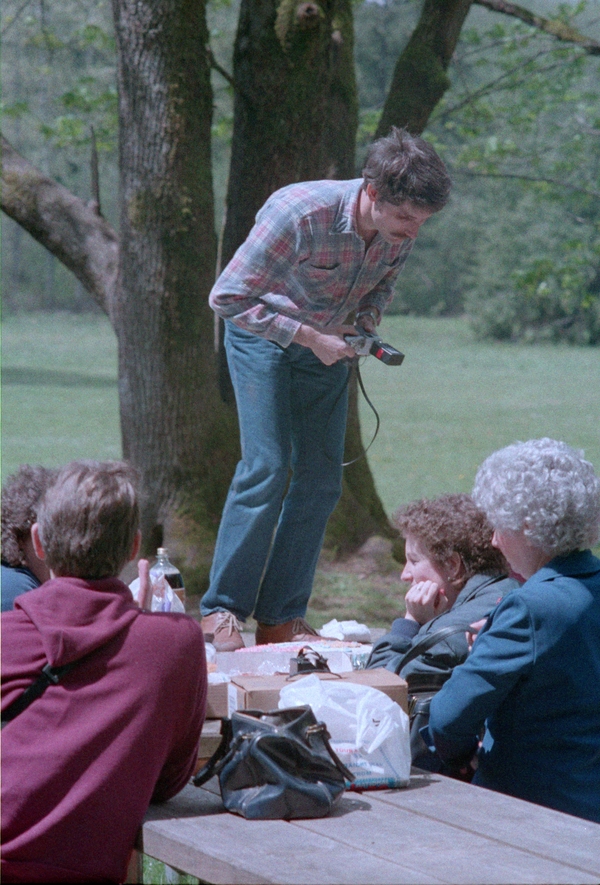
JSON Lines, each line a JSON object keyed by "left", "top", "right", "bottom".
{"left": 344, "top": 324, "right": 404, "bottom": 366}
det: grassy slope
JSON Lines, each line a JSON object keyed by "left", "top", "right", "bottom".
{"left": 3, "top": 311, "right": 599, "bottom": 627}
{"left": 2, "top": 313, "right": 121, "bottom": 477}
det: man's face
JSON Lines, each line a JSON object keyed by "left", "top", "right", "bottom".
{"left": 366, "top": 184, "right": 433, "bottom": 244}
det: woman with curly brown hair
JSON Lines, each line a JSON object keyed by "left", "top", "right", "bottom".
{"left": 366, "top": 493, "right": 519, "bottom": 772}
{"left": 367, "top": 493, "right": 519, "bottom": 681}
{"left": 1, "top": 465, "right": 57, "bottom": 611}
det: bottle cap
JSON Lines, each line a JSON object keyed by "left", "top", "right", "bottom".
{"left": 157, "top": 547, "right": 168, "bottom": 556}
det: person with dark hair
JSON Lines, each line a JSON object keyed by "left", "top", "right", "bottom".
{"left": 427, "top": 439, "right": 600, "bottom": 823}
{"left": 202, "top": 128, "right": 451, "bottom": 651}
{"left": 1, "top": 465, "right": 58, "bottom": 611}
{"left": 367, "top": 494, "right": 519, "bottom": 680}
{"left": 1, "top": 460, "right": 207, "bottom": 884}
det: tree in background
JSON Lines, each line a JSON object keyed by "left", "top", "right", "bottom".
{"left": 2, "top": 0, "right": 599, "bottom": 589}
{"left": 2, "top": 0, "right": 237, "bottom": 588}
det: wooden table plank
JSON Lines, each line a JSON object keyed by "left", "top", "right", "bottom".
{"left": 377, "top": 771, "right": 600, "bottom": 876}
{"left": 293, "top": 786, "right": 599, "bottom": 884}
{"left": 140, "top": 775, "right": 600, "bottom": 885}
{"left": 140, "top": 785, "right": 433, "bottom": 884}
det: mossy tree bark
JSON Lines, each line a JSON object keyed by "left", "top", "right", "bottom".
{"left": 110, "top": 0, "right": 240, "bottom": 582}
{"left": 1, "top": 2, "right": 240, "bottom": 593}
{"left": 376, "top": 0, "right": 473, "bottom": 137}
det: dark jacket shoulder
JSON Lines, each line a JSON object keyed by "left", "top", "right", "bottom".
{"left": 366, "top": 574, "right": 519, "bottom": 679}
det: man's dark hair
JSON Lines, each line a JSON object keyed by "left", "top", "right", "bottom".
{"left": 1, "top": 465, "right": 59, "bottom": 567}
{"left": 37, "top": 460, "right": 140, "bottom": 579}
{"left": 394, "top": 493, "right": 508, "bottom": 580}
{"left": 362, "top": 127, "right": 451, "bottom": 211}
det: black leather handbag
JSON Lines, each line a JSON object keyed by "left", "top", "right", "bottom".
{"left": 193, "top": 705, "right": 354, "bottom": 820}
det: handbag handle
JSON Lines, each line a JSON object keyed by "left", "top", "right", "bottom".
{"left": 305, "top": 721, "right": 355, "bottom": 783}
{"left": 193, "top": 717, "right": 234, "bottom": 787}
{"left": 394, "top": 623, "right": 471, "bottom": 675}
{"left": 192, "top": 712, "right": 355, "bottom": 787}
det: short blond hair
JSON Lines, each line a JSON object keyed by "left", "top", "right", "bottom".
{"left": 37, "top": 460, "right": 139, "bottom": 579}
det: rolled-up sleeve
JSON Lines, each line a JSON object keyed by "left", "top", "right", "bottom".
{"left": 209, "top": 198, "right": 306, "bottom": 347}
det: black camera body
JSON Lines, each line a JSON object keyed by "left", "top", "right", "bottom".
{"left": 344, "top": 324, "right": 404, "bottom": 366}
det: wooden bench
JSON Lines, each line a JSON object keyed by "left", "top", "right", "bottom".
{"left": 132, "top": 771, "right": 600, "bottom": 883}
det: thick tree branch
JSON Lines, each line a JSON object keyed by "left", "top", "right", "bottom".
{"left": 474, "top": 0, "right": 600, "bottom": 55}
{"left": 1, "top": 135, "right": 118, "bottom": 316}
{"left": 375, "top": 0, "right": 473, "bottom": 137}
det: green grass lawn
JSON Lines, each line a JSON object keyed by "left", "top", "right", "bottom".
{"left": 2, "top": 312, "right": 121, "bottom": 479}
{"left": 3, "top": 311, "right": 599, "bottom": 628}
{"left": 4, "top": 312, "right": 598, "bottom": 491}
{"left": 361, "top": 315, "right": 600, "bottom": 515}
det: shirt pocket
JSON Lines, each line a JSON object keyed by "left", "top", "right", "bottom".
{"left": 295, "top": 261, "right": 345, "bottom": 307}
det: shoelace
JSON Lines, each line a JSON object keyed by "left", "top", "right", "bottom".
{"left": 214, "top": 612, "right": 243, "bottom": 636}
{"left": 290, "top": 617, "right": 319, "bottom": 636}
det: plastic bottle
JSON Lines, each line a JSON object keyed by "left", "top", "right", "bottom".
{"left": 149, "top": 548, "right": 186, "bottom": 613}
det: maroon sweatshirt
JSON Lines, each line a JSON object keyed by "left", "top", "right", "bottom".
{"left": 1, "top": 576, "right": 207, "bottom": 884}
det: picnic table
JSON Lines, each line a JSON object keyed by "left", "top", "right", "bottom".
{"left": 134, "top": 769, "right": 600, "bottom": 884}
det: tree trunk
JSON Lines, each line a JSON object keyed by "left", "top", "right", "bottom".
{"left": 110, "top": 0, "right": 239, "bottom": 587}
{"left": 376, "top": 0, "right": 473, "bottom": 137}
{"left": 220, "top": 0, "right": 395, "bottom": 554}
{"left": 221, "top": 0, "right": 358, "bottom": 267}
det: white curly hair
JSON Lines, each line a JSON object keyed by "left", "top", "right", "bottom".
{"left": 472, "top": 438, "right": 600, "bottom": 556}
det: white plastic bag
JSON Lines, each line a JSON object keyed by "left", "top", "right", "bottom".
{"left": 279, "top": 674, "right": 410, "bottom": 789}
{"left": 128, "top": 576, "right": 186, "bottom": 614}
{"left": 319, "top": 618, "right": 372, "bottom": 643}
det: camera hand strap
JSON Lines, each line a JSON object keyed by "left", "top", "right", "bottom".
{"left": 342, "top": 362, "right": 381, "bottom": 467}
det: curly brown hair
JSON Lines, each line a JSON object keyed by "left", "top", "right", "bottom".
{"left": 394, "top": 493, "right": 508, "bottom": 580}
{"left": 1, "top": 465, "right": 59, "bottom": 567}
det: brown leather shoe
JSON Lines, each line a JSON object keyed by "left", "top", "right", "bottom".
{"left": 254, "top": 617, "right": 320, "bottom": 646}
{"left": 202, "top": 611, "right": 245, "bottom": 652}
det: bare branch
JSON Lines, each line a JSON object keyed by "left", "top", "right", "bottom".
{"left": 205, "top": 45, "right": 236, "bottom": 89}
{"left": 453, "top": 166, "right": 600, "bottom": 199}
{"left": 1, "top": 0, "right": 36, "bottom": 36}
{"left": 474, "top": 0, "right": 600, "bottom": 55}
{"left": 90, "top": 125, "right": 102, "bottom": 215}
{"left": 1, "top": 134, "right": 119, "bottom": 315}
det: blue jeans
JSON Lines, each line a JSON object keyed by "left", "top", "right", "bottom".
{"left": 201, "top": 322, "right": 349, "bottom": 625}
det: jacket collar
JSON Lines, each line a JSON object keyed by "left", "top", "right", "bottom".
{"left": 536, "top": 549, "right": 600, "bottom": 581}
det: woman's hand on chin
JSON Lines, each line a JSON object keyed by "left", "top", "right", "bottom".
{"left": 405, "top": 580, "right": 451, "bottom": 624}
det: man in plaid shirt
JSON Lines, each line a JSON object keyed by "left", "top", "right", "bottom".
{"left": 201, "top": 128, "right": 451, "bottom": 650}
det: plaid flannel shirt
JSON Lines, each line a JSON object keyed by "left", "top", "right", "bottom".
{"left": 209, "top": 179, "right": 413, "bottom": 347}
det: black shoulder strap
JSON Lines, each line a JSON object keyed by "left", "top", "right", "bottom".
{"left": 1, "top": 662, "right": 75, "bottom": 729}
{"left": 394, "top": 624, "right": 470, "bottom": 675}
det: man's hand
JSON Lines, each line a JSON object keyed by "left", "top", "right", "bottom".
{"left": 356, "top": 313, "right": 377, "bottom": 334}
{"left": 293, "top": 323, "right": 356, "bottom": 365}
{"left": 404, "top": 580, "right": 451, "bottom": 625}
{"left": 136, "top": 558, "right": 154, "bottom": 610}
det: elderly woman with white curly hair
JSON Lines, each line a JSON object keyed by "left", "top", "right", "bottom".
{"left": 426, "top": 438, "right": 600, "bottom": 823}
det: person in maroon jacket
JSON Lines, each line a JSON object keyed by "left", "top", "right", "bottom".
{"left": 1, "top": 460, "right": 207, "bottom": 884}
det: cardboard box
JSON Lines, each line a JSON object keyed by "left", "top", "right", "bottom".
{"left": 230, "top": 669, "right": 408, "bottom": 714}
{"left": 205, "top": 680, "right": 244, "bottom": 719}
